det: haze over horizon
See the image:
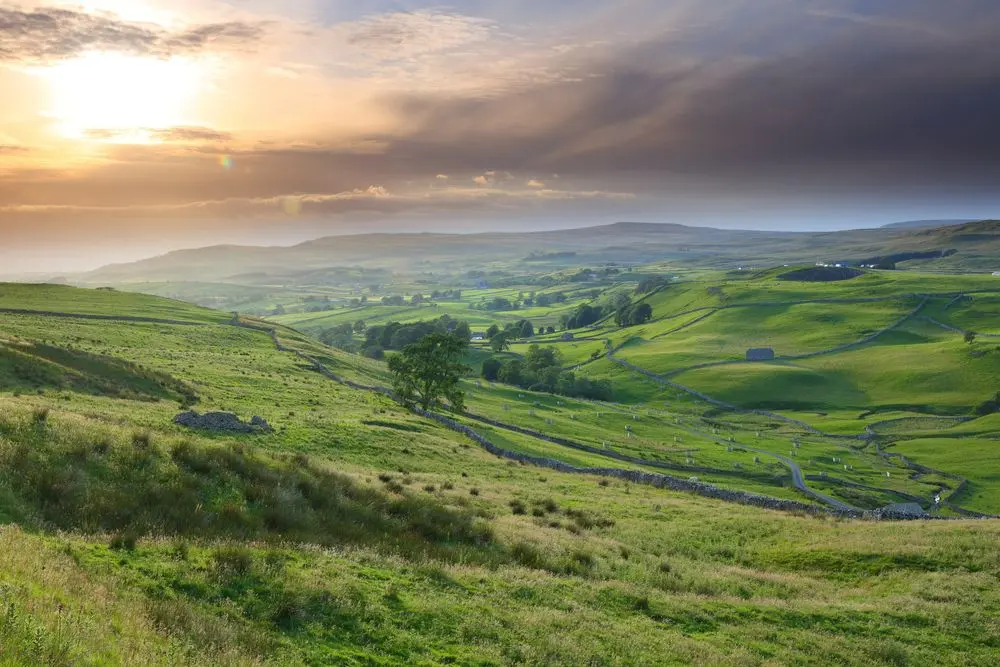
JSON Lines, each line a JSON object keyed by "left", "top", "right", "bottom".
{"left": 3, "top": 0, "right": 1000, "bottom": 273}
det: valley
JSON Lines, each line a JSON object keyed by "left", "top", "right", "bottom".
{"left": 2, "top": 226, "right": 1000, "bottom": 663}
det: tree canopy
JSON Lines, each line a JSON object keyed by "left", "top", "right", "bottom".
{"left": 388, "top": 333, "right": 470, "bottom": 412}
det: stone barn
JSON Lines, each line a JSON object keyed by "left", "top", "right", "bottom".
{"left": 746, "top": 347, "right": 775, "bottom": 362}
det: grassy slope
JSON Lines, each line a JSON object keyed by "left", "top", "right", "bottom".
{"left": 616, "top": 298, "right": 919, "bottom": 374}
{"left": 0, "top": 283, "right": 226, "bottom": 323}
{"left": 0, "top": 285, "right": 998, "bottom": 664}
{"left": 673, "top": 319, "right": 1000, "bottom": 414}
{"left": 569, "top": 272, "right": 1000, "bottom": 510}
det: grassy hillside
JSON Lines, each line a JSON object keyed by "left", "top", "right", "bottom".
{"left": 0, "top": 283, "right": 999, "bottom": 664}
{"left": 79, "top": 220, "right": 1000, "bottom": 287}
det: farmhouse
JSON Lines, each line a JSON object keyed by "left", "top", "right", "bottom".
{"left": 746, "top": 347, "right": 775, "bottom": 361}
{"left": 561, "top": 332, "right": 575, "bottom": 341}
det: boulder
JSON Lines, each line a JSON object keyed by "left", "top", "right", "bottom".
{"left": 173, "top": 411, "right": 272, "bottom": 434}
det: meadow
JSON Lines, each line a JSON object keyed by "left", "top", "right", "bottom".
{"left": 0, "top": 276, "right": 998, "bottom": 664}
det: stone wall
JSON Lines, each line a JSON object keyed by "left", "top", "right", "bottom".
{"left": 234, "top": 316, "right": 963, "bottom": 521}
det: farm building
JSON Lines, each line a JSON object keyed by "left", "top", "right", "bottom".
{"left": 746, "top": 347, "right": 775, "bottom": 361}
{"left": 561, "top": 333, "right": 575, "bottom": 341}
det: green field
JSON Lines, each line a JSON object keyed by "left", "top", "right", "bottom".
{"left": 1, "top": 269, "right": 999, "bottom": 664}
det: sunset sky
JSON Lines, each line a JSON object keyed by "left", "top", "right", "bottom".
{"left": 2, "top": 0, "right": 1000, "bottom": 273}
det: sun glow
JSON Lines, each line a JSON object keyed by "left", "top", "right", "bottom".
{"left": 39, "top": 52, "right": 204, "bottom": 142}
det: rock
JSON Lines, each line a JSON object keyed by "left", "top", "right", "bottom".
{"left": 173, "top": 411, "right": 272, "bottom": 434}
{"left": 250, "top": 415, "right": 273, "bottom": 432}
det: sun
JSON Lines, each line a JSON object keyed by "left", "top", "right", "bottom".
{"left": 39, "top": 52, "right": 204, "bottom": 142}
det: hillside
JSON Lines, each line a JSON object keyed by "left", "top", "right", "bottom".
{"left": 880, "top": 219, "right": 976, "bottom": 230}
{"left": 78, "top": 220, "right": 1000, "bottom": 286}
{"left": 0, "top": 284, "right": 998, "bottom": 664}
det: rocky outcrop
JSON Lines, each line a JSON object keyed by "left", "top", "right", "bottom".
{"left": 174, "top": 411, "right": 272, "bottom": 433}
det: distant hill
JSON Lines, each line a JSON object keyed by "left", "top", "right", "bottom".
{"left": 78, "top": 220, "right": 1000, "bottom": 284}
{"left": 880, "top": 219, "right": 977, "bottom": 230}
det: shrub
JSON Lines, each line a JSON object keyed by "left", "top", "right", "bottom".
{"left": 511, "top": 541, "right": 546, "bottom": 569}
{"left": 32, "top": 407, "right": 49, "bottom": 425}
{"left": 109, "top": 532, "right": 137, "bottom": 551}
{"left": 509, "top": 499, "right": 527, "bottom": 515}
{"left": 378, "top": 473, "right": 394, "bottom": 483}
{"left": 172, "top": 540, "right": 190, "bottom": 561}
{"left": 423, "top": 484, "right": 437, "bottom": 493}
{"left": 442, "top": 481, "right": 454, "bottom": 490}
{"left": 469, "top": 488, "right": 480, "bottom": 496}
{"left": 213, "top": 546, "right": 254, "bottom": 578}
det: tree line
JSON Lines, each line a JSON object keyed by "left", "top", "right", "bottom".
{"left": 481, "top": 345, "right": 613, "bottom": 401}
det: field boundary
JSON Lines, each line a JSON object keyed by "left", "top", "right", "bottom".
{"left": 0, "top": 307, "right": 208, "bottom": 326}
{"left": 230, "top": 313, "right": 991, "bottom": 521}
{"left": 229, "top": 314, "right": 974, "bottom": 520}
{"left": 650, "top": 295, "right": 930, "bottom": 378}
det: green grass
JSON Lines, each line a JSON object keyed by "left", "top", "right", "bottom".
{"left": 616, "top": 298, "right": 919, "bottom": 375}
{"left": 0, "top": 282, "right": 998, "bottom": 664}
{"left": 0, "top": 283, "right": 227, "bottom": 323}
{"left": 674, "top": 319, "right": 1000, "bottom": 416}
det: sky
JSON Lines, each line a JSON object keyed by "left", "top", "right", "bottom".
{"left": 2, "top": 0, "right": 1000, "bottom": 273}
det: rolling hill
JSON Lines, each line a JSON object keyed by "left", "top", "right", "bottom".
{"left": 78, "top": 220, "right": 1000, "bottom": 285}
{"left": 0, "top": 283, "right": 998, "bottom": 664}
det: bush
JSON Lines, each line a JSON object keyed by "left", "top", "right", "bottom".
{"left": 109, "top": 532, "right": 138, "bottom": 551}
{"left": 213, "top": 546, "right": 254, "bottom": 578}
{"left": 511, "top": 541, "right": 546, "bottom": 569}
{"left": 469, "top": 488, "right": 480, "bottom": 496}
{"left": 509, "top": 499, "right": 527, "bottom": 515}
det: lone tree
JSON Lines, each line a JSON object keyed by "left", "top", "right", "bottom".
{"left": 965, "top": 330, "right": 978, "bottom": 345}
{"left": 490, "top": 331, "right": 512, "bottom": 352}
{"left": 388, "top": 333, "right": 470, "bottom": 412}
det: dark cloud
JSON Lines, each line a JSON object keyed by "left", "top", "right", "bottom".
{"left": 377, "top": 0, "right": 1000, "bottom": 186}
{"left": 5, "top": 0, "right": 1000, "bottom": 225}
{"left": 0, "top": 6, "right": 263, "bottom": 63}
